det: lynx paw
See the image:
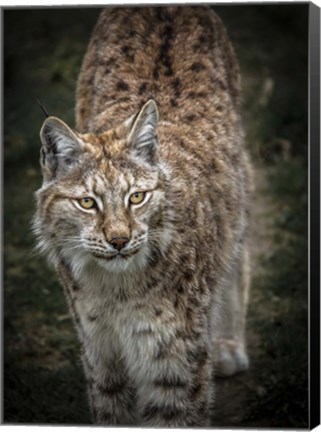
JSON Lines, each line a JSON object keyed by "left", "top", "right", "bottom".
{"left": 214, "top": 339, "right": 249, "bottom": 377}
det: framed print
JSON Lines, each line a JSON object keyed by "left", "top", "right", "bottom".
{"left": 2, "top": 2, "right": 320, "bottom": 429}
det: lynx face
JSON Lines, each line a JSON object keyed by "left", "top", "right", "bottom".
{"left": 34, "top": 100, "right": 172, "bottom": 273}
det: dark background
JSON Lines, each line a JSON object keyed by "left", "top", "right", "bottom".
{"left": 3, "top": 4, "right": 309, "bottom": 427}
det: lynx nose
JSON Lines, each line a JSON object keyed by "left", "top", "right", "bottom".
{"left": 110, "top": 236, "right": 129, "bottom": 251}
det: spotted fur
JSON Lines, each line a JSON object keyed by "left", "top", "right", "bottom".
{"left": 34, "top": 6, "right": 252, "bottom": 427}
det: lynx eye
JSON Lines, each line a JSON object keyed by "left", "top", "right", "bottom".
{"left": 78, "top": 197, "right": 96, "bottom": 209}
{"left": 129, "top": 191, "right": 146, "bottom": 205}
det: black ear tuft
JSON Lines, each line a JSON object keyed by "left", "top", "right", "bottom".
{"left": 40, "top": 117, "right": 83, "bottom": 180}
{"left": 35, "top": 98, "right": 49, "bottom": 118}
{"left": 127, "top": 100, "right": 159, "bottom": 164}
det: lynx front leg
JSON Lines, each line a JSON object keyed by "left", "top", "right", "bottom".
{"left": 213, "top": 248, "right": 250, "bottom": 377}
{"left": 127, "top": 325, "right": 214, "bottom": 427}
{"left": 82, "top": 351, "right": 137, "bottom": 426}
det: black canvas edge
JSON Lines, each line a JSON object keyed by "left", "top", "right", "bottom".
{"left": 0, "top": 6, "right": 3, "bottom": 426}
{"left": 309, "top": 1, "right": 321, "bottom": 430}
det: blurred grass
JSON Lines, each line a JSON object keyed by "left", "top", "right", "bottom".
{"left": 3, "top": 5, "right": 308, "bottom": 427}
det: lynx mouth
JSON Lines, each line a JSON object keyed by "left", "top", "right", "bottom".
{"left": 93, "top": 248, "right": 140, "bottom": 261}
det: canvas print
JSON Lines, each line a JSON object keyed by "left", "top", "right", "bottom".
{"left": 3, "top": 3, "right": 310, "bottom": 428}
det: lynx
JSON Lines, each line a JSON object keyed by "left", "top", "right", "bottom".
{"left": 34, "top": 6, "right": 252, "bottom": 427}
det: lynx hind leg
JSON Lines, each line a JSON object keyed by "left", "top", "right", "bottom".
{"left": 214, "top": 338, "right": 249, "bottom": 377}
{"left": 214, "top": 248, "right": 250, "bottom": 377}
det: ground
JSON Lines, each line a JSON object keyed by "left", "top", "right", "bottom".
{"left": 3, "top": 5, "right": 309, "bottom": 427}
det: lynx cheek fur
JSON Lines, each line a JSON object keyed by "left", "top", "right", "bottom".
{"left": 34, "top": 6, "right": 252, "bottom": 427}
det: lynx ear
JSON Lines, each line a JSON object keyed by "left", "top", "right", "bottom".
{"left": 40, "top": 116, "right": 84, "bottom": 180}
{"left": 127, "top": 100, "right": 159, "bottom": 164}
